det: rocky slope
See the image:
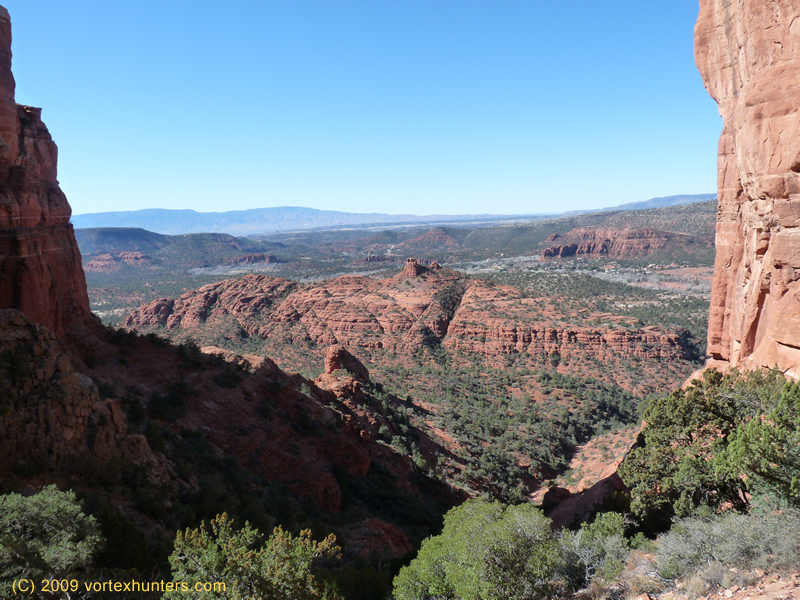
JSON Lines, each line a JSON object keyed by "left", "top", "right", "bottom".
{"left": 695, "top": 0, "right": 800, "bottom": 379}
{"left": 84, "top": 251, "right": 154, "bottom": 272}
{"left": 0, "top": 309, "right": 167, "bottom": 479}
{"left": 0, "top": 8, "right": 91, "bottom": 340}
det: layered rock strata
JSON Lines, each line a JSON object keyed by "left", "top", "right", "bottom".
{"left": 540, "top": 228, "right": 703, "bottom": 260}
{"left": 0, "top": 7, "right": 91, "bottom": 339}
{"left": 125, "top": 272, "right": 690, "bottom": 364}
{"left": 0, "top": 309, "right": 165, "bottom": 476}
{"left": 695, "top": 0, "right": 800, "bottom": 378}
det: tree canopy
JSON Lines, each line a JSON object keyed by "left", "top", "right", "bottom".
{"left": 0, "top": 485, "right": 103, "bottom": 593}
{"left": 393, "top": 499, "right": 558, "bottom": 600}
{"left": 167, "top": 513, "right": 342, "bottom": 600}
{"left": 619, "top": 369, "right": 800, "bottom": 521}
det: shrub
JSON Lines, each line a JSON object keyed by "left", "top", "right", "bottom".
{"left": 166, "top": 513, "right": 341, "bottom": 599}
{"left": 619, "top": 368, "right": 799, "bottom": 522}
{"left": 655, "top": 509, "right": 800, "bottom": 583}
{"left": 557, "top": 512, "right": 630, "bottom": 591}
{"left": 393, "top": 499, "right": 558, "bottom": 600}
{"left": 0, "top": 485, "right": 103, "bottom": 593}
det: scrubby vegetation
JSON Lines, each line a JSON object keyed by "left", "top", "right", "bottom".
{"left": 619, "top": 368, "right": 800, "bottom": 523}
{"left": 377, "top": 357, "right": 642, "bottom": 501}
{"left": 393, "top": 500, "right": 633, "bottom": 600}
{"left": 389, "top": 369, "right": 800, "bottom": 599}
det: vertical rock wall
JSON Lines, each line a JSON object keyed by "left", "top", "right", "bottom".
{"left": 0, "top": 7, "right": 91, "bottom": 338}
{"left": 695, "top": 0, "right": 800, "bottom": 379}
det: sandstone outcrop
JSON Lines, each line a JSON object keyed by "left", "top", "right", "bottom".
{"left": 125, "top": 270, "right": 699, "bottom": 399}
{"left": 695, "top": 0, "right": 800, "bottom": 379}
{"left": 540, "top": 228, "right": 704, "bottom": 260}
{"left": 84, "top": 251, "right": 153, "bottom": 272}
{"left": 544, "top": 473, "right": 629, "bottom": 530}
{"left": 443, "top": 283, "right": 690, "bottom": 362}
{"left": 0, "top": 7, "right": 91, "bottom": 339}
{"left": 324, "top": 344, "right": 370, "bottom": 381}
{"left": 126, "top": 271, "right": 693, "bottom": 364}
{"left": 401, "top": 257, "right": 427, "bottom": 277}
{"left": 0, "top": 309, "right": 166, "bottom": 477}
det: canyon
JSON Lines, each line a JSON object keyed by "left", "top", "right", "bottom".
{"left": 1, "top": 0, "right": 799, "bottom": 596}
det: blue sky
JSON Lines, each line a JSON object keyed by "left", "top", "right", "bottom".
{"left": 4, "top": 1, "right": 720, "bottom": 216}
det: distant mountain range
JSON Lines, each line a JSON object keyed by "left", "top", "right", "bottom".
{"left": 588, "top": 193, "right": 716, "bottom": 213}
{"left": 71, "top": 194, "right": 716, "bottom": 236}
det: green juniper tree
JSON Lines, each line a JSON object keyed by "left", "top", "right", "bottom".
{"left": 167, "top": 513, "right": 342, "bottom": 600}
{"left": 0, "top": 486, "right": 103, "bottom": 596}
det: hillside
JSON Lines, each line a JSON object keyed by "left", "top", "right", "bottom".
{"left": 123, "top": 261, "right": 707, "bottom": 504}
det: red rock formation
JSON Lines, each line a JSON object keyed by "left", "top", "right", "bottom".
{"left": 125, "top": 271, "right": 696, "bottom": 389}
{"left": 540, "top": 228, "right": 700, "bottom": 261}
{"left": 0, "top": 309, "right": 168, "bottom": 477}
{"left": 0, "top": 7, "right": 91, "bottom": 338}
{"left": 323, "top": 344, "right": 370, "bottom": 381}
{"left": 695, "top": 0, "right": 800, "bottom": 379}
{"left": 401, "top": 257, "right": 427, "bottom": 277}
{"left": 84, "top": 251, "right": 153, "bottom": 272}
{"left": 544, "top": 473, "right": 629, "bottom": 530}
{"left": 542, "top": 243, "right": 579, "bottom": 259}
{"left": 84, "top": 253, "right": 119, "bottom": 272}
{"left": 119, "top": 251, "right": 151, "bottom": 266}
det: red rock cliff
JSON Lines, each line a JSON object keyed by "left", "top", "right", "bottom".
{"left": 0, "top": 7, "right": 91, "bottom": 338}
{"left": 695, "top": 0, "right": 800, "bottom": 379}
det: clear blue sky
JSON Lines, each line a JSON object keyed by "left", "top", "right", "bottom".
{"left": 3, "top": 1, "right": 720, "bottom": 216}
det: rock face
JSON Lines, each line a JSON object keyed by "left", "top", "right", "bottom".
{"left": 695, "top": 0, "right": 800, "bottom": 378}
{"left": 540, "top": 228, "right": 704, "bottom": 260}
{"left": 84, "top": 251, "right": 153, "bottom": 272}
{"left": 125, "top": 271, "right": 700, "bottom": 400}
{"left": 0, "top": 7, "right": 91, "bottom": 338}
{"left": 401, "top": 257, "right": 427, "bottom": 277}
{"left": 0, "top": 309, "right": 165, "bottom": 477}
{"left": 324, "top": 344, "right": 370, "bottom": 381}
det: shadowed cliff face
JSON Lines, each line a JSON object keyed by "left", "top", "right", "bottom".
{"left": 0, "top": 7, "right": 91, "bottom": 338}
{"left": 695, "top": 0, "right": 800, "bottom": 379}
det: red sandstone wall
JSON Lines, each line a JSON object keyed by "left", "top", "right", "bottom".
{"left": 695, "top": 0, "right": 800, "bottom": 379}
{"left": 0, "top": 7, "right": 91, "bottom": 337}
